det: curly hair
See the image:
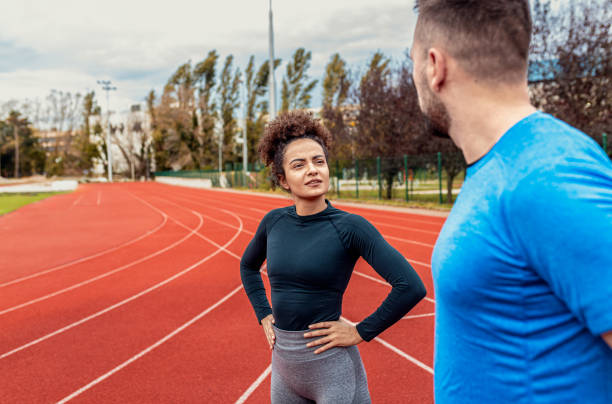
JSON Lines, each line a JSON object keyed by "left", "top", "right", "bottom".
{"left": 258, "top": 110, "right": 332, "bottom": 191}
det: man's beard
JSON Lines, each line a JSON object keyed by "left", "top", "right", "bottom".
{"left": 418, "top": 81, "right": 451, "bottom": 139}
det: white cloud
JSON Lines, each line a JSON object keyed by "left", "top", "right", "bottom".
{"left": 1, "top": 0, "right": 417, "bottom": 111}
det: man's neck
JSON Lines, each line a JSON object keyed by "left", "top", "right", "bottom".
{"left": 447, "top": 84, "right": 536, "bottom": 164}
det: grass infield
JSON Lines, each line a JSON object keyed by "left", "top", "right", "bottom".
{"left": 0, "top": 193, "right": 64, "bottom": 215}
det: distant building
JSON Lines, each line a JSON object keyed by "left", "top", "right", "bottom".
{"left": 35, "top": 130, "right": 73, "bottom": 153}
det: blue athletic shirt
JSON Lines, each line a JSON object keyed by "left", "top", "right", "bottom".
{"left": 432, "top": 112, "right": 612, "bottom": 403}
{"left": 240, "top": 200, "right": 426, "bottom": 342}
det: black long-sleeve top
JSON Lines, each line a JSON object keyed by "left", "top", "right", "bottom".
{"left": 239, "top": 199, "right": 426, "bottom": 342}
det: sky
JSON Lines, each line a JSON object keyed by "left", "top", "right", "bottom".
{"left": 0, "top": 0, "right": 418, "bottom": 117}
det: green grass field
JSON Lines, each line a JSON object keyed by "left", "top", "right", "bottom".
{"left": 0, "top": 193, "right": 63, "bottom": 215}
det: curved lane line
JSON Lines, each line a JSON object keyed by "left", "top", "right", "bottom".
{"left": 56, "top": 285, "right": 244, "bottom": 404}
{"left": 0, "top": 193, "right": 169, "bottom": 289}
{"left": 352, "top": 270, "right": 435, "bottom": 304}
{"left": 1, "top": 195, "right": 243, "bottom": 359}
{"left": 341, "top": 316, "right": 433, "bottom": 374}
{"left": 402, "top": 313, "right": 435, "bottom": 320}
{"left": 168, "top": 190, "right": 438, "bottom": 246}
{"left": 234, "top": 364, "right": 272, "bottom": 404}
{"left": 163, "top": 192, "right": 435, "bottom": 303}
{"left": 0, "top": 211, "right": 203, "bottom": 316}
{"left": 235, "top": 268, "right": 433, "bottom": 404}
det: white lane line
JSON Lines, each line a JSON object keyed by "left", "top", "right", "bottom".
{"left": 353, "top": 270, "right": 435, "bottom": 304}
{"left": 1, "top": 199, "right": 244, "bottom": 359}
{"left": 402, "top": 313, "right": 435, "bottom": 320}
{"left": 181, "top": 191, "right": 441, "bottom": 237}
{"left": 71, "top": 195, "right": 83, "bottom": 207}
{"left": 212, "top": 202, "right": 431, "bottom": 249}
{"left": 149, "top": 195, "right": 255, "bottom": 248}
{"left": 368, "top": 219, "right": 439, "bottom": 235}
{"left": 235, "top": 364, "right": 272, "bottom": 404}
{"left": 166, "top": 191, "right": 437, "bottom": 304}
{"left": 330, "top": 201, "right": 447, "bottom": 225}
{"left": 57, "top": 285, "right": 244, "bottom": 404}
{"left": 259, "top": 269, "right": 434, "bottom": 376}
{"left": 383, "top": 234, "right": 435, "bottom": 248}
{"left": 96, "top": 191, "right": 101, "bottom": 206}
{"left": 341, "top": 316, "right": 433, "bottom": 374}
{"left": 403, "top": 257, "right": 431, "bottom": 268}
{"left": 135, "top": 195, "right": 244, "bottom": 261}
{"left": 0, "top": 213, "right": 203, "bottom": 316}
{"left": 167, "top": 192, "right": 432, "bottom": 267}
{"left": 248, "top": 207, "right": 267, "bottom": 213}
{"left": 162, "top": 191, "right": 436, "bottom": 306}
{"left": 0, "top": 194, "right": 168, "bottom": 288}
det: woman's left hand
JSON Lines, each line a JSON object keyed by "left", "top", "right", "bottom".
{"left": 304, "top": 320, "right": 364, "bottom": 354}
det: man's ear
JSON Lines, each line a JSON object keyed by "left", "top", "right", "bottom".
{"left": 427, "top": 48, "right": 447, "bottom": 93}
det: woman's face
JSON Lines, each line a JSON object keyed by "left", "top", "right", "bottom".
{"left": 279, "top": 138, "right": 330, "bottom": 200}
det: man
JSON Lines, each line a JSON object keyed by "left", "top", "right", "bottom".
{"left": 410, "top": 1, "right": 612, "bottom": 402}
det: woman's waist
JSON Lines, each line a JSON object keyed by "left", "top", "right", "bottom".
{"left": 272, "top": 324, "right": 353, "bottom": 361}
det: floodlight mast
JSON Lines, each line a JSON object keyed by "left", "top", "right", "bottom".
{"left": 97, "top": 80, "right": 116, "bottom": 182}
{"left": 268, "top": 0, "right": 277, "bottom": 121}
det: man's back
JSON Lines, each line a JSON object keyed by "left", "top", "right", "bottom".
{"left": 432, "top": 112, "right": 612, "bottom": 403}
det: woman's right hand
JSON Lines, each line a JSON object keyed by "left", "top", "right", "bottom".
{"left": 261, "top": 314, "right": 276, "bottom": 349}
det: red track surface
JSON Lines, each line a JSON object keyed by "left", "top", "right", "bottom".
{"left": 1, "top": 182, "right": 445, "bottom": 403}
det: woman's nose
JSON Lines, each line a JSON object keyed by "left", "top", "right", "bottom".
{"left": 306, "top": 162, "right": 318, "bottom": 174}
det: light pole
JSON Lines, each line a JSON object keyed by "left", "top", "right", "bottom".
{"left": 242, "top": 86, "right": 248, "bottom": 175}
{"left": 268, "top": 0, "right": 277, "bottom": 121}
{"left": 97, "top": 80, "right": 116, "bottom": 182}
{"left": 218, "top": 126, "right": 223, "bottom": 174}
{"left": 14, "top": 122, "right": 19, "bottom": 178}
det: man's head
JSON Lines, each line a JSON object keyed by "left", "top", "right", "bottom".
{"left": 411, "top": 0, "right": 532, "bottom": 138}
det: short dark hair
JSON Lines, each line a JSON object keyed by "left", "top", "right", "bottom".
{"left": 414, "top": 0, "right": 532, "bottom": 83}
{"left": 258, "top": 110, "right": 332, "bottom": 191}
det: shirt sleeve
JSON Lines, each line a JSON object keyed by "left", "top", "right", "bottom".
{"left": 341, "top": 214, "right": 427, "bottom": 341}
{"left": 509, "top": 152, "right": 612, "bottom": 336}
{"left": 240, "top": 212, "right": 274, "bottom": 324}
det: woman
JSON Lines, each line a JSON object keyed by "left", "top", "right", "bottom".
{"left": 240, "top": 111, "right": 426, "bottom": 403}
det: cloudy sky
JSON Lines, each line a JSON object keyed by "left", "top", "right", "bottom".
{"left": 0, "top": 0, "right": 417, "bottom": 116}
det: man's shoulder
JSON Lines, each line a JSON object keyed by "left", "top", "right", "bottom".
{"left": 511, "top": 112, "right": 606, "bottom": 167}
{"left": 503, "top": 114, "right": 612, "bottom": 212}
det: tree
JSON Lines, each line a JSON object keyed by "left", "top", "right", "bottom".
{"left": 76, "top": 91, "right": 102, "bottom": 173}
{"left": 321, "top": 53, "right": 353, "bottom": 160}
{"left": 529, "top": 0, "right": 611, "bottom": 152}
{"left": 0, "top": 111, "right": 45, "bottom": 178}
{"left": 244, "top": 55, "right": 281, "bottom": 165}
{"left": 46, "top": 90, "right": 82, "bottom": 154}
{"left": 146, "top": 89, "right": 166, "bottom": 173}
{"left": 193, "top": 50, "right": 219, "bottom": 168}
{"left": 218, "top": 55, "right": 242, "bottom": 165}
{"left": 280, "top": 48, "right": 318, "bottom": 111}
{"left": 352, "top": 53, "right": 424, "bottom": 199}
{"left": 150, "top": 61, "right": 204, "bottom": 172}
{"left": 168, "top": 61, "right": 200, "bottom": 169}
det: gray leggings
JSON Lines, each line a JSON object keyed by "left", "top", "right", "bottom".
{"left": 271, "top": 326, "right": 371, "bottom": 404}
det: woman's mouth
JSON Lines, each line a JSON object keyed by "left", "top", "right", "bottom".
{"left": 305, "top": 180, "right": 322, "bottom": 187}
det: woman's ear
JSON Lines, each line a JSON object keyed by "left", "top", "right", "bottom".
{"left": 279, "top": 175, "right": 290, "bottom": 191}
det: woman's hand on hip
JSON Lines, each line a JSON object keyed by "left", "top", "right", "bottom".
{"left": 261, "top": 314, "right": 276, "bottom": 349}
{"left": 304, "top": 320, "right": 364, "bottom": 354}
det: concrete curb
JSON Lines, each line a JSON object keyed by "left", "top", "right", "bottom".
{"left": 155, "top": 177, "right": 449, "bottom": 218}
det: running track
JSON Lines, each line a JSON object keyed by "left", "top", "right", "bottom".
{"left": 1, "top": 182, "right": 446, "bottom": 403}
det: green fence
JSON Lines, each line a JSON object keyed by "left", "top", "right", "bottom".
{"left": 155, "top": 152, "right": 465, "bottom": 205}
{"left": 326, "top": 153, "right": 464, "bottom": 204}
